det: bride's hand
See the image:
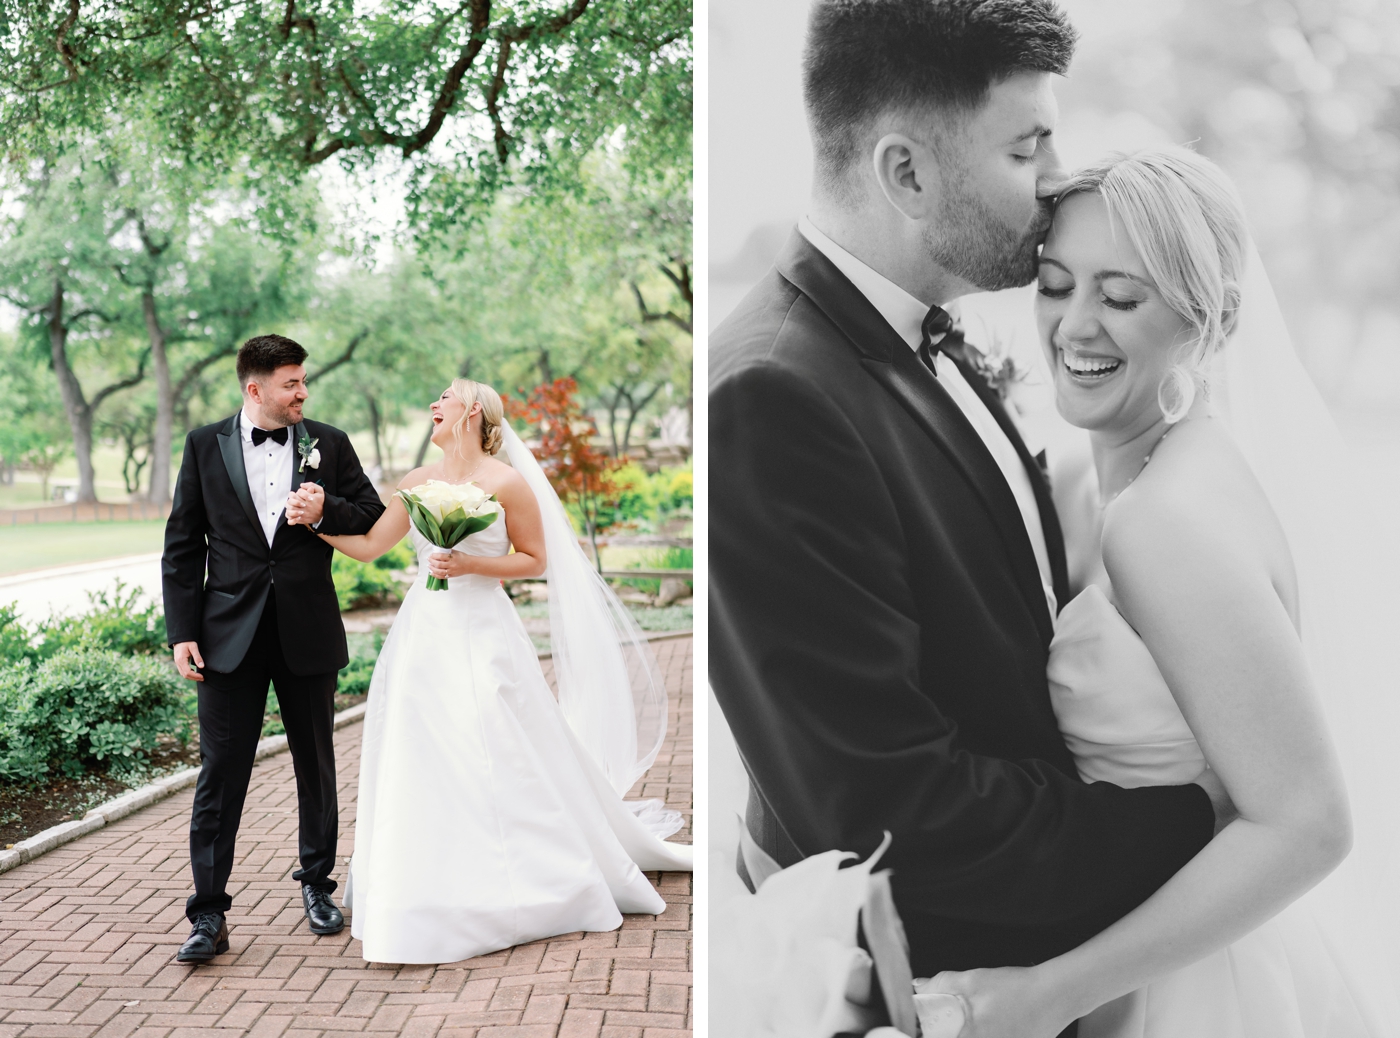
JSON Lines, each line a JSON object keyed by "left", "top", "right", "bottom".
{"left": 916, "top": 964, "right": 1075, "bottom": 1038}
{"left": 427, "top": 550, "right": 476, "bottom": 581}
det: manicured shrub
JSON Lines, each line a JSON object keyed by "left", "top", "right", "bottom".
{"left": 0, "top": 647, "right": 189, "bottom": 781}
{"left": 34, "top": 582, "right": 167, "bottom": 659}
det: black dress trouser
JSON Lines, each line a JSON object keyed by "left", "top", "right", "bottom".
{"left": 186, "top": 591, "right": 339, "bottom": 920}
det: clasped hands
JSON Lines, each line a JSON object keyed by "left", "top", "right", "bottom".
{"left": 285, "top": 483, "right": 325, "bottom": 527}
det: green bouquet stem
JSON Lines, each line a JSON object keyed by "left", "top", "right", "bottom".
{"left": 395, "top": 485, "right": 501, "bottom": 593}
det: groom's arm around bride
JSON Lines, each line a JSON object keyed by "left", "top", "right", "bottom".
{"left": 709, "top": 0, "right": 1221, "bottom": 984}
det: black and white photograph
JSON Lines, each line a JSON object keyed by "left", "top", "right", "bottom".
{"left": 708, "top": 0, "right": 1400, "bottom": 1035}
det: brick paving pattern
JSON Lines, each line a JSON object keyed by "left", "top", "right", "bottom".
{"left": 0, "top": 636, "right": 693, "bottom": 1038}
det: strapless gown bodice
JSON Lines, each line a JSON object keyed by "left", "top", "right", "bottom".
{"left": 1045, "top": 585, "right": 1388, "bottom": 1038}
{"left": 1048, "top": 584, "right": 1205, "bottom": 787}
{"left": 409, "top": 512, "right": 510, "bottom": 585}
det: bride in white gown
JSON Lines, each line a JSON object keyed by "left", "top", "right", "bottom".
{"left": 924, "top": 148, "right": 1400, "bottom": 1035}
{"left": 319, "top": 379, "right": 692, "bottom": 965}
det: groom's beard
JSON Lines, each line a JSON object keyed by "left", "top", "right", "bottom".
{"left": 924, "top": 190, "right": 1052, "bottom": 293}
{"left": 263, "top": 400, "right": 303, "bottom": 428}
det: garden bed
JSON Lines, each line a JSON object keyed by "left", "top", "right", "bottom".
{"left": 0, "top": 737, "right": 200, "bottom": 849}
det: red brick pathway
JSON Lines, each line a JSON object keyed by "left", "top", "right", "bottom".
{"left": 0, "top": 637, "right": 693, "bottom": 1038}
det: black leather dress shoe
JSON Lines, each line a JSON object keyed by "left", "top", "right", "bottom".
{"left": 176, "top": 913, "right": 229, "bottom": 963}
{"left": 303, "top": 885, "right": 344, "bottom": 935}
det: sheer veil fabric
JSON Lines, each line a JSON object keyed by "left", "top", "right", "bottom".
{"left": 1213, "top": 241, "right": 1400, "bottom": 1012}
{"left": 501, "top": 422, "right": 672, "bottom": 804}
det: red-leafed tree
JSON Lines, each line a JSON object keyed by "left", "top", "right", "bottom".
{"left": 506, "top": 378, "right": 620, "bottom": 570}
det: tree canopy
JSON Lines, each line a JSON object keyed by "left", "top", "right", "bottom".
{"left": 0, "top": 0, "right": 691, "bottom": 228}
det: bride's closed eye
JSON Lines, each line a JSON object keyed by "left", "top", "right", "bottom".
{"left": 1036, "top": 282, "right": 1141, "bottom": 313}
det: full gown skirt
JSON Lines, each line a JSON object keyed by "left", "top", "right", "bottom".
{"left": 344, "top": 520, "right": 693, "bottom": 964}
{"left": 1049, "top": 584, "right": 1400, "bottom": 1037}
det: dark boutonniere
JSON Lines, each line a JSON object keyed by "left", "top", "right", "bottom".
{"left": 297, "top": 434, "right": 321, "bottom": 473}
{"left": 959, "top": 344, "right": 1028, "bottom": 403}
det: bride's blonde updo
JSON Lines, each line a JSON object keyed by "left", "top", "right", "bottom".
{"left": 1054, "top": 146, "right": 1249, "bottom": 423}
{"left": 448, "top": 379, "right": 505, "bottom": 456}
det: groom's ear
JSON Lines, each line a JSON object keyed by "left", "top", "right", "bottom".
{"left": 871, "top": 133, "right": 942, "bottom": 222}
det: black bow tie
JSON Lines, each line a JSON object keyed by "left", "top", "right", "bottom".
{"left": 251, "top": 426, "right": 288, "bottom": 446}
{"left": 916, "top": 305, "right": 966, "bottom": 377}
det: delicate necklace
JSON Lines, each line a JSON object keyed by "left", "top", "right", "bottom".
{"left": 443, "top": 458, "right": 486, "bottom": 485}
{"left": 1105, "top": 416, "right": 1206, "bottom": 504}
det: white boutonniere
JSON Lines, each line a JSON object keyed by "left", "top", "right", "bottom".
{"left": 297, "top": 434, "right": 320, "bottom": 473}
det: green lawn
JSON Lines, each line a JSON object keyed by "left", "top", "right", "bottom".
{"left": 0, "top": 521, "right": 167, "bottom": 576}
{"left": 0, "top": 482, "right": 51, "bottom": 509}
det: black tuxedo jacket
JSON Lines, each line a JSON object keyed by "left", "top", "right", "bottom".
{"left": 710, "top": 231, "right": 1215, "bottom": 974}
{"left": 162, "top": 414, "right": 385, "bottom": 676}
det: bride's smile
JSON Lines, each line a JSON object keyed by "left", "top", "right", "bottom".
{"left": 1035, "top": 191, "right": 1193, "bottom": 438}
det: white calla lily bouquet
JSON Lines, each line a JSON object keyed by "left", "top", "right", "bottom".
{"left": 396, "top": 480, "right": 501, "bottom": 590}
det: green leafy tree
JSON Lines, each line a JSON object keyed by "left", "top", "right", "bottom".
{"left": 1, "top": 0, "right": 691, "bottom": 230}
{"left": 0, "top": 156, "right": 149, "bottom": 503}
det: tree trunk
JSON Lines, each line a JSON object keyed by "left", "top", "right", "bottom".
{"left": 414, "top": 418, "right": 436, "bottom": 468}
{"left": 143, "top": 290, "right": 173, "bottom": 502}
{"left": 365, "top": 393, "right": 385, "bottom": 472}
{"left": 47, "top": 278, "right": 98, "bottom": 503}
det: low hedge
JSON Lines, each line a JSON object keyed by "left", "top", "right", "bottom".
{"left": 0, "top": 578, "right": 390, "bottom": 786}
{"left": 0, "top": 649, "right": 189, "bottom": 781}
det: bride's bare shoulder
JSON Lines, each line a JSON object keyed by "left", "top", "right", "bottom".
{"left": 396, "top": 464, "right": 438, "bottom": 490}
{"left": 1101, "top": 418, "right": 1290, "bottom": 593}
{"left": 486, "top": 460, "right": 532, "bottom": 499}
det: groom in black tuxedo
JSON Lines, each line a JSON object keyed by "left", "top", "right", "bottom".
{"left": 711, "top": 0, "right": 1227, "bottom": 1027}
{"left": 162, "top": 334, "right": 384, "bottom": 962}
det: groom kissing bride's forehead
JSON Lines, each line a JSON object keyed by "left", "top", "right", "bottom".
{"left": 711, "top": 0, "right": 1232, "bottom": 1028}
{"left": 804, "top": 0, "right": 1073, "bottom": 298}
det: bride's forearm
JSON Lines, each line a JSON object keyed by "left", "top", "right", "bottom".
{"left": 318, "top": 532, "right": 378, "bottom": 562}
{"left": 320, "top": 499, "right": 410, "bottom": 562}
{"left": 458, "top": 550, "right": 545, "bottom": 580}
{"left": 1040, "top": 817, "right": 1346, "bottom": 1021}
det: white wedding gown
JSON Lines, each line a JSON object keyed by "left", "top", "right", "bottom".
{"left": 1048, "top": 583, "right": 1400, "bottom": 1037}
{"left": 343, "top": 517, "right": 693, "bottom": 964}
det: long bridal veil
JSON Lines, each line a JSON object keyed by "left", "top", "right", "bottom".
{"left": 500, "top": 421, "right": 672, "bottom": 807}
{"left": 1215, "top": 240, "right": 1400, "bottom": 1016}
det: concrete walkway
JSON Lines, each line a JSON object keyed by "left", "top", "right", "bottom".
{"left": 0, "top": 638, "right": 693, "bottom": 1038}
{"left": 0, "top": 554, "right": 163, "bottom": 625}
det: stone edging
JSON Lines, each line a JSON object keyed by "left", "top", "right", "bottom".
{"left": 0, "top": 702, "right": 369, "bottom": 877}
{"left": 0, "top": 629, "right": 692, "bottom": 878}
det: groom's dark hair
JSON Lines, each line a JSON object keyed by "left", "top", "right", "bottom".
{"left": 804, "top": 0, "right": 1076, "bottom": 198}
{"left": 236, "top": 334, "right": 309, "bottom": 387}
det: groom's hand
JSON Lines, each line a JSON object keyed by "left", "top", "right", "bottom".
{"left": 287, "top": 483, "right": 325, "bottom": 526}
{"left": 174, "top": 641, "right": 205, "bottom": 682}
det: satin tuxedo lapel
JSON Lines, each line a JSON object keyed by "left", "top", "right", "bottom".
{"left": 216, "top": 413, "right": 265, "bottom": 547}
{"left": 271, "top": 421, "right": 311, "bottom": 550}
{"left": 945, "top": 352, "right": 1070, "bottom": 614}
{"left": 290, "top": 421, "right": 308, "bottom": 494}
{"left": 775, "top": 233, "right": 1055, "bottom": 644}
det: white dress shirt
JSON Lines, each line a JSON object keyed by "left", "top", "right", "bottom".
{"left": 240, "top": 407, "right": 294, "bottom": 548}
{"left": 799, "top": 216, "right": 1057, "bottom": 618}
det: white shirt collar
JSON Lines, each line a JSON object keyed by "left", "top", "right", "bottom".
{"left": 240, "top": 407, "right": 288, "bottom": 445}
{"left": 798, "top": 216, "right": 932, "bottom": 351}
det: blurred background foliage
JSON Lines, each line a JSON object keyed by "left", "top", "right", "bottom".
{"left": 0, "top": 0, "right": 693, "bottom": 509}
